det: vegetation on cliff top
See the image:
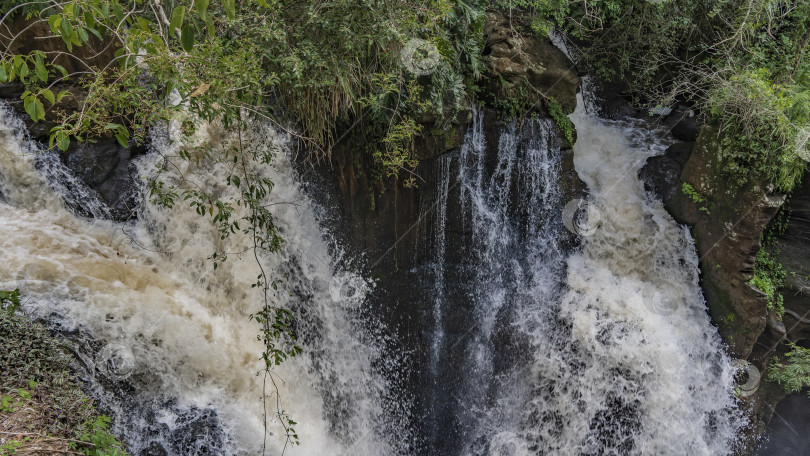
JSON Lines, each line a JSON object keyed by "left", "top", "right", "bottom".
{"left": 501, "top": 0, "right": 810, "bottom": 192}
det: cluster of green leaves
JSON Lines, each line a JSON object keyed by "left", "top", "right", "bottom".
{"left": 749, "top": 248, "right": 786, "bottom": 316}
{"left": 709, "top": 68, "right": 809, "bottom": 192}
{"left": 681, "top": 182, "right": 710, "bottom": 213}
{"left": 72, "top": 415, "right": 128, "bottom": 456}
{"left": 768, "top": 342, "right": 810, "bottom": 395}
{"left": 0, "top": 297, "right": 128, "bottom": 454}
{"left": 547, "top": 96, "right": 573, "bottom": 146}
{"left": 1, "top": 0, "right": 486, "bottom": 177}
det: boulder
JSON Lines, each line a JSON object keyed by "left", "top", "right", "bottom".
{"left": 639, "top": 141, "right": 695, "bottom": 204}
{"left": 672, "top": 116, "right": 701, "bottom": 142}
{"left": 482, "top": 11, "right": 580, "bottom": 114}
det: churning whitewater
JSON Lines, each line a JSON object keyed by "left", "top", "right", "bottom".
{"left": 0, "top": 105, "right": 414, "bottom": 455}
{"left": 418, "top": 100, "right": 744, "bottom": 455}
{"left": 0, "top": 85, "right": 744, "bottom": 455}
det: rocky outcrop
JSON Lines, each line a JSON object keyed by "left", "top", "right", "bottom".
{"left": 481, "top": 11, "right": 580, "bottom": 114}
{"left": 1, "top": 17, "right": 139, "bottom": 221}
{"left": 640, "top": 141, "right": 694, "bottom": 204}
{"left": 667, "top": 125, "right": 785, "bottom": 357}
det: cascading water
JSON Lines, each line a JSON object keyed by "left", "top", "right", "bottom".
{"left": 419, "top": 99, "right": 745, "bottom": 454}
{"left": 0, "top": 104, "right": 415, "bottom": 455}
{"left": 1, "top": 75, "right": 745, "bottom": 454}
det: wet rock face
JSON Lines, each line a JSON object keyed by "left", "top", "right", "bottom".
{"left": 64, "top": 139, "right": 142, "bottom": 221}
{"left": 774, "top": 177, "right": 810, "bottom": 328}
{"left": 640, "top": 142, "right": 695, "bottom": 204}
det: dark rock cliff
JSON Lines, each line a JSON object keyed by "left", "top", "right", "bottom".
{"left": 642, "top": 119, "right": 810, "bottom": 453}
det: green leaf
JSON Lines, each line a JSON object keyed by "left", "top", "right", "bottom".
{"left": 17, "top": 61, "right": 28, "bottom": 79}
{"left": 115, "top": 133, "right": 128, "bottom": 148}
{"left": 23, "top": 96, "right": 37, "bottom": 121}
{"left": 222, "top": 0, "right": 235, "bottom": 20}
{"left": 53, "top": 64, "right": 68, "bottom": 77}
{"left": 41, "top": 89, "right": 55, "bottom": 105}
{"left": 181, "top": 25, "right": 195, "bottom": 52}
{"left": 195, "top": 0, "right": 210, "bottom": 19}
{"left": 113, "top": 3, "right": 124, "bottom": 22}
{"left": 77, "top": 27, "right": 89, "bottom": 43}
{"left": 34, "top": 61, "right": 48, "bottom": 82}
{"left": 170, "top": 6, "right": 186, "bottom": 33}
{"left": 57, "top": 133, "right": 70, "bottom": 151}
{"left": 59, "top": 18, "right": 72, "bottom": 44}
{"left": 205, "top": 16, "right": 215, "bottom": 39}
{"left": 0, "top": 65, "right": 6, "bottom": 83}
{"left": 56, "top": 90, "right": 69, "bottom": 102}
{"left": 257, "top": 0, "right": 269, "bottom": 7}
{"left": 34, "top": 99, "right": 45, "bottom": 121}
{"left": 136, "top": 17, "right": 151, "bottom": 33}
{"left": 48, "top": 14, "right": 61, "bottom": 34}
{"left": 87, "top": 26, "right": 103, "bottom": 40}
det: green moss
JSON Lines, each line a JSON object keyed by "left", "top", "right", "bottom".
{"left": 681, "top": 182, "right": 710, "bottom": 213}
{"left": 748, "top": 249, "right": 786, "bottom": 317}
{"left": 547, "top": 97, "right": 574, "bottom": 147}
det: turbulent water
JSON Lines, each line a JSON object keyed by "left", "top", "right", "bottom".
{"left": 0, "top": 84, "right": 744, "bottom": 456}
{"left": 420, "top": 101, "right": 744, "bottom": 455}
{"left": 0, "top": 105, "right": 414, "bottom": 455}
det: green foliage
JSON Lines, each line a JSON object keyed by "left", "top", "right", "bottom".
{"left": 749, "top": 248, "right": 786, "bottom": 316}
{"left": 0, "top": 288, "right": 20, "bottom": 314}
{"left": 0, "top": 439, "right": 22, "bottom": 456}
{"left": 491, "top": 76, "right": 535, "bottom": 119}
{"left": 71, "top": 416, "right": 127, "bottom": 456}
{"left": 681, "top": 182, "right": 710, "bottom": 213}
{"left": 0, "top": 304, "right": 127, "bottom": 453}
{"left": 1, "top": 0, "right": 485, "bottom": 174}
{"left": 708, "top": 68, "right": 807, "bottom": 192}
{"left": 547, "top": 97, "right": 573, "bottom": 147}
{"left": 768, "top": 343, "right": 810, "bottom": 395}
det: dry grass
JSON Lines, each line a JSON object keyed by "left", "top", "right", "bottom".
{"left": 0, "top": 395, "right": 83, "bottom": 455}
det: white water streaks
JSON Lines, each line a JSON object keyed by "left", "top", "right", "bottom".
{"left": 522, "top": 94, "right": 744, "bottom": 454}
{"left": 0, "top": 104, "right": 414, "bottom": 455}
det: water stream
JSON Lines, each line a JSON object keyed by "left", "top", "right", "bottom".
{"left": 0, "top": 106, "right": 413, "bottom": 455}
{"left": 0, "top": 84, "right": 744, "bottom": 455}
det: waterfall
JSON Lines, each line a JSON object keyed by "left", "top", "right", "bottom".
{"left": 0, "top": 104, "right": 413, "bottom": 455}
{"left": 420, "top": 110, "right": 568, "bottom": 454}
{"left": 514, "top": 95, "right": 745, "bottom": 455}
{"left": 0, "top": 82, "right": 745, "bottom": 455}
{"left": 420, "top": 102, "right": 744, "bottom": 454}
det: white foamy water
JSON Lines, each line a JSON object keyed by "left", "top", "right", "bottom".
{"left": 516, "top": 96, "right": 745, "bottom": 455}
{"left": 419, "top": 100, "right": 744, "bottom": 454}
{"left": 0, "top": 105, "right": 412, "bottom": 455}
